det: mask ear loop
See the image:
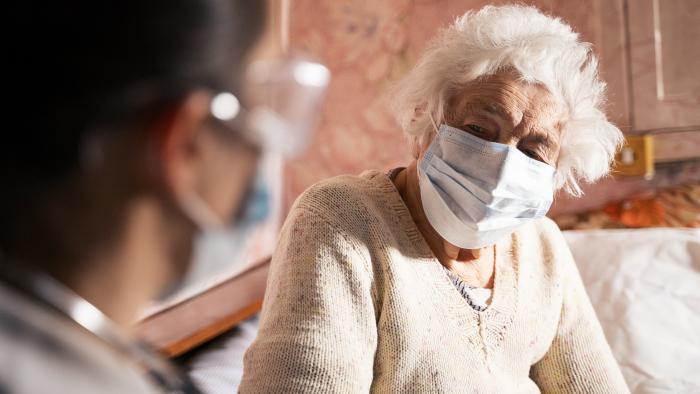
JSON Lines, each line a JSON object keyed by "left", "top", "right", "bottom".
{"left": 417, "top": 111, "right": 442, "bottom": 178}
{"left": 428, "top": 111, "right": 440, "bottom": 135}
{"left": 178, "top": 190, "right": 224, "bottom": 229}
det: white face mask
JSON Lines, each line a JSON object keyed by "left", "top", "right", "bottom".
{"left": 418, "top": 124, "right": 555, "bottom": 249}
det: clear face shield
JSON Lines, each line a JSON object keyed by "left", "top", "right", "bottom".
{"left": 210, "top": 54, "right": 331, "bottom": 158}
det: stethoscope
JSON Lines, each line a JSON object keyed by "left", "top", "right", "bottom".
{"left": 0, "top": 258, "right": 201, "bottom": 394}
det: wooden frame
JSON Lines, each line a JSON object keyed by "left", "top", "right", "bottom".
{"left": 626, "top": 0, "right": 700, "bottom": 131}
{"left": 136, "top": 258, "right": 270, "bottom": 357}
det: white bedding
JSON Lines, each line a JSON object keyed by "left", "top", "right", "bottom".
{"left": 563, "top": 228, "right": 700, "bottom": 393}
{"left": 184, "top": 227, "right": 700, "bottom": 393}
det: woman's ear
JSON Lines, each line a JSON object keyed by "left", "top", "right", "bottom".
{"left": 409, "top": 103, "right": 427, "bottom": 160}
{"left": 151, "top": 91, "right": 212, "bottom": 202}
{"left": 409, "top": 103, "right": 439, "bottom": 160}
{"left": 410, "top": 103, "right": 427, "bottom": 125}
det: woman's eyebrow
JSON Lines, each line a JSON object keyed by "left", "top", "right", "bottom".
{"left": 482, "top": 102, "right": 508, "bottom": 117}
{"left": 472, "top": 100, "right": 515, "bottom": 124}
{"left": 524, "top": 130, "right": 559, "bottom": 151}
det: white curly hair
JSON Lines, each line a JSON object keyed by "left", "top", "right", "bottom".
{"left": 389, "top": 5, "right": 623, "bottom": 196}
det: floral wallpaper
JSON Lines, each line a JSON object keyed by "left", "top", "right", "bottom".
{"left": 283, "top": 0, "right": 699, "bottom": 216}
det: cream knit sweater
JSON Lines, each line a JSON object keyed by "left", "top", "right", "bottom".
{"left": 240, "top": 170, "right": 629, "bottom": 393}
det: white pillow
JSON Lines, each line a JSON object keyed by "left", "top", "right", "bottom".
{"left": 563, "top": 228, "right": 700, "bottom": 394}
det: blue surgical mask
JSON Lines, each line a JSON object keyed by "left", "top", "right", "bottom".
{"left": 418, "top": 124, "right": 555, "bottom": 249}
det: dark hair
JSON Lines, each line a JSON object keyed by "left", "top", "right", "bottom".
{"left": 1, "top": 0, "right": 266, "bottom": 272}
{"left": 5, "top": 0, "right": 265, "bottom": 186}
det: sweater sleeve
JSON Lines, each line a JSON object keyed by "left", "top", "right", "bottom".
{"left": 530, "top": 223, "right": 629, "bottom": 394}
{"left": 239, "top": 204, "right": 377, "bottom": 394}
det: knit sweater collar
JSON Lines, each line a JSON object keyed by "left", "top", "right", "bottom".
{"left": 362, "top": 169, "right": 520, "bottom": 357}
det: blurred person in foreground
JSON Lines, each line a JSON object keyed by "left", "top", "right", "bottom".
{"left": 1, "top": 1, "right": 328, "bottom": 393}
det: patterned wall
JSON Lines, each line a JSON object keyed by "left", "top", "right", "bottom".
{"left": 284, "top": 0, "right": 699, "bottom": 214}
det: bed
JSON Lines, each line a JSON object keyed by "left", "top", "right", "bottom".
{"left": 563, "top": 227, "right": 700, "bottom": 393}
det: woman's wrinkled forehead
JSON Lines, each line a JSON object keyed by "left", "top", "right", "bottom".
{"left": 451, "top": 71, "right": 568, "bottom": 127}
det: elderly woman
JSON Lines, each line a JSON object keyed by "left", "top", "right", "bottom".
{"left": 241, "top": 5, "right": 628, "bottom": 393}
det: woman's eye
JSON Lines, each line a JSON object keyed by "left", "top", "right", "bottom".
{"left": 465, "top": 124, "right": 488, "bottom": 136}
{"left": 522, "top": 148, "right": 544, "bottom": 162}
